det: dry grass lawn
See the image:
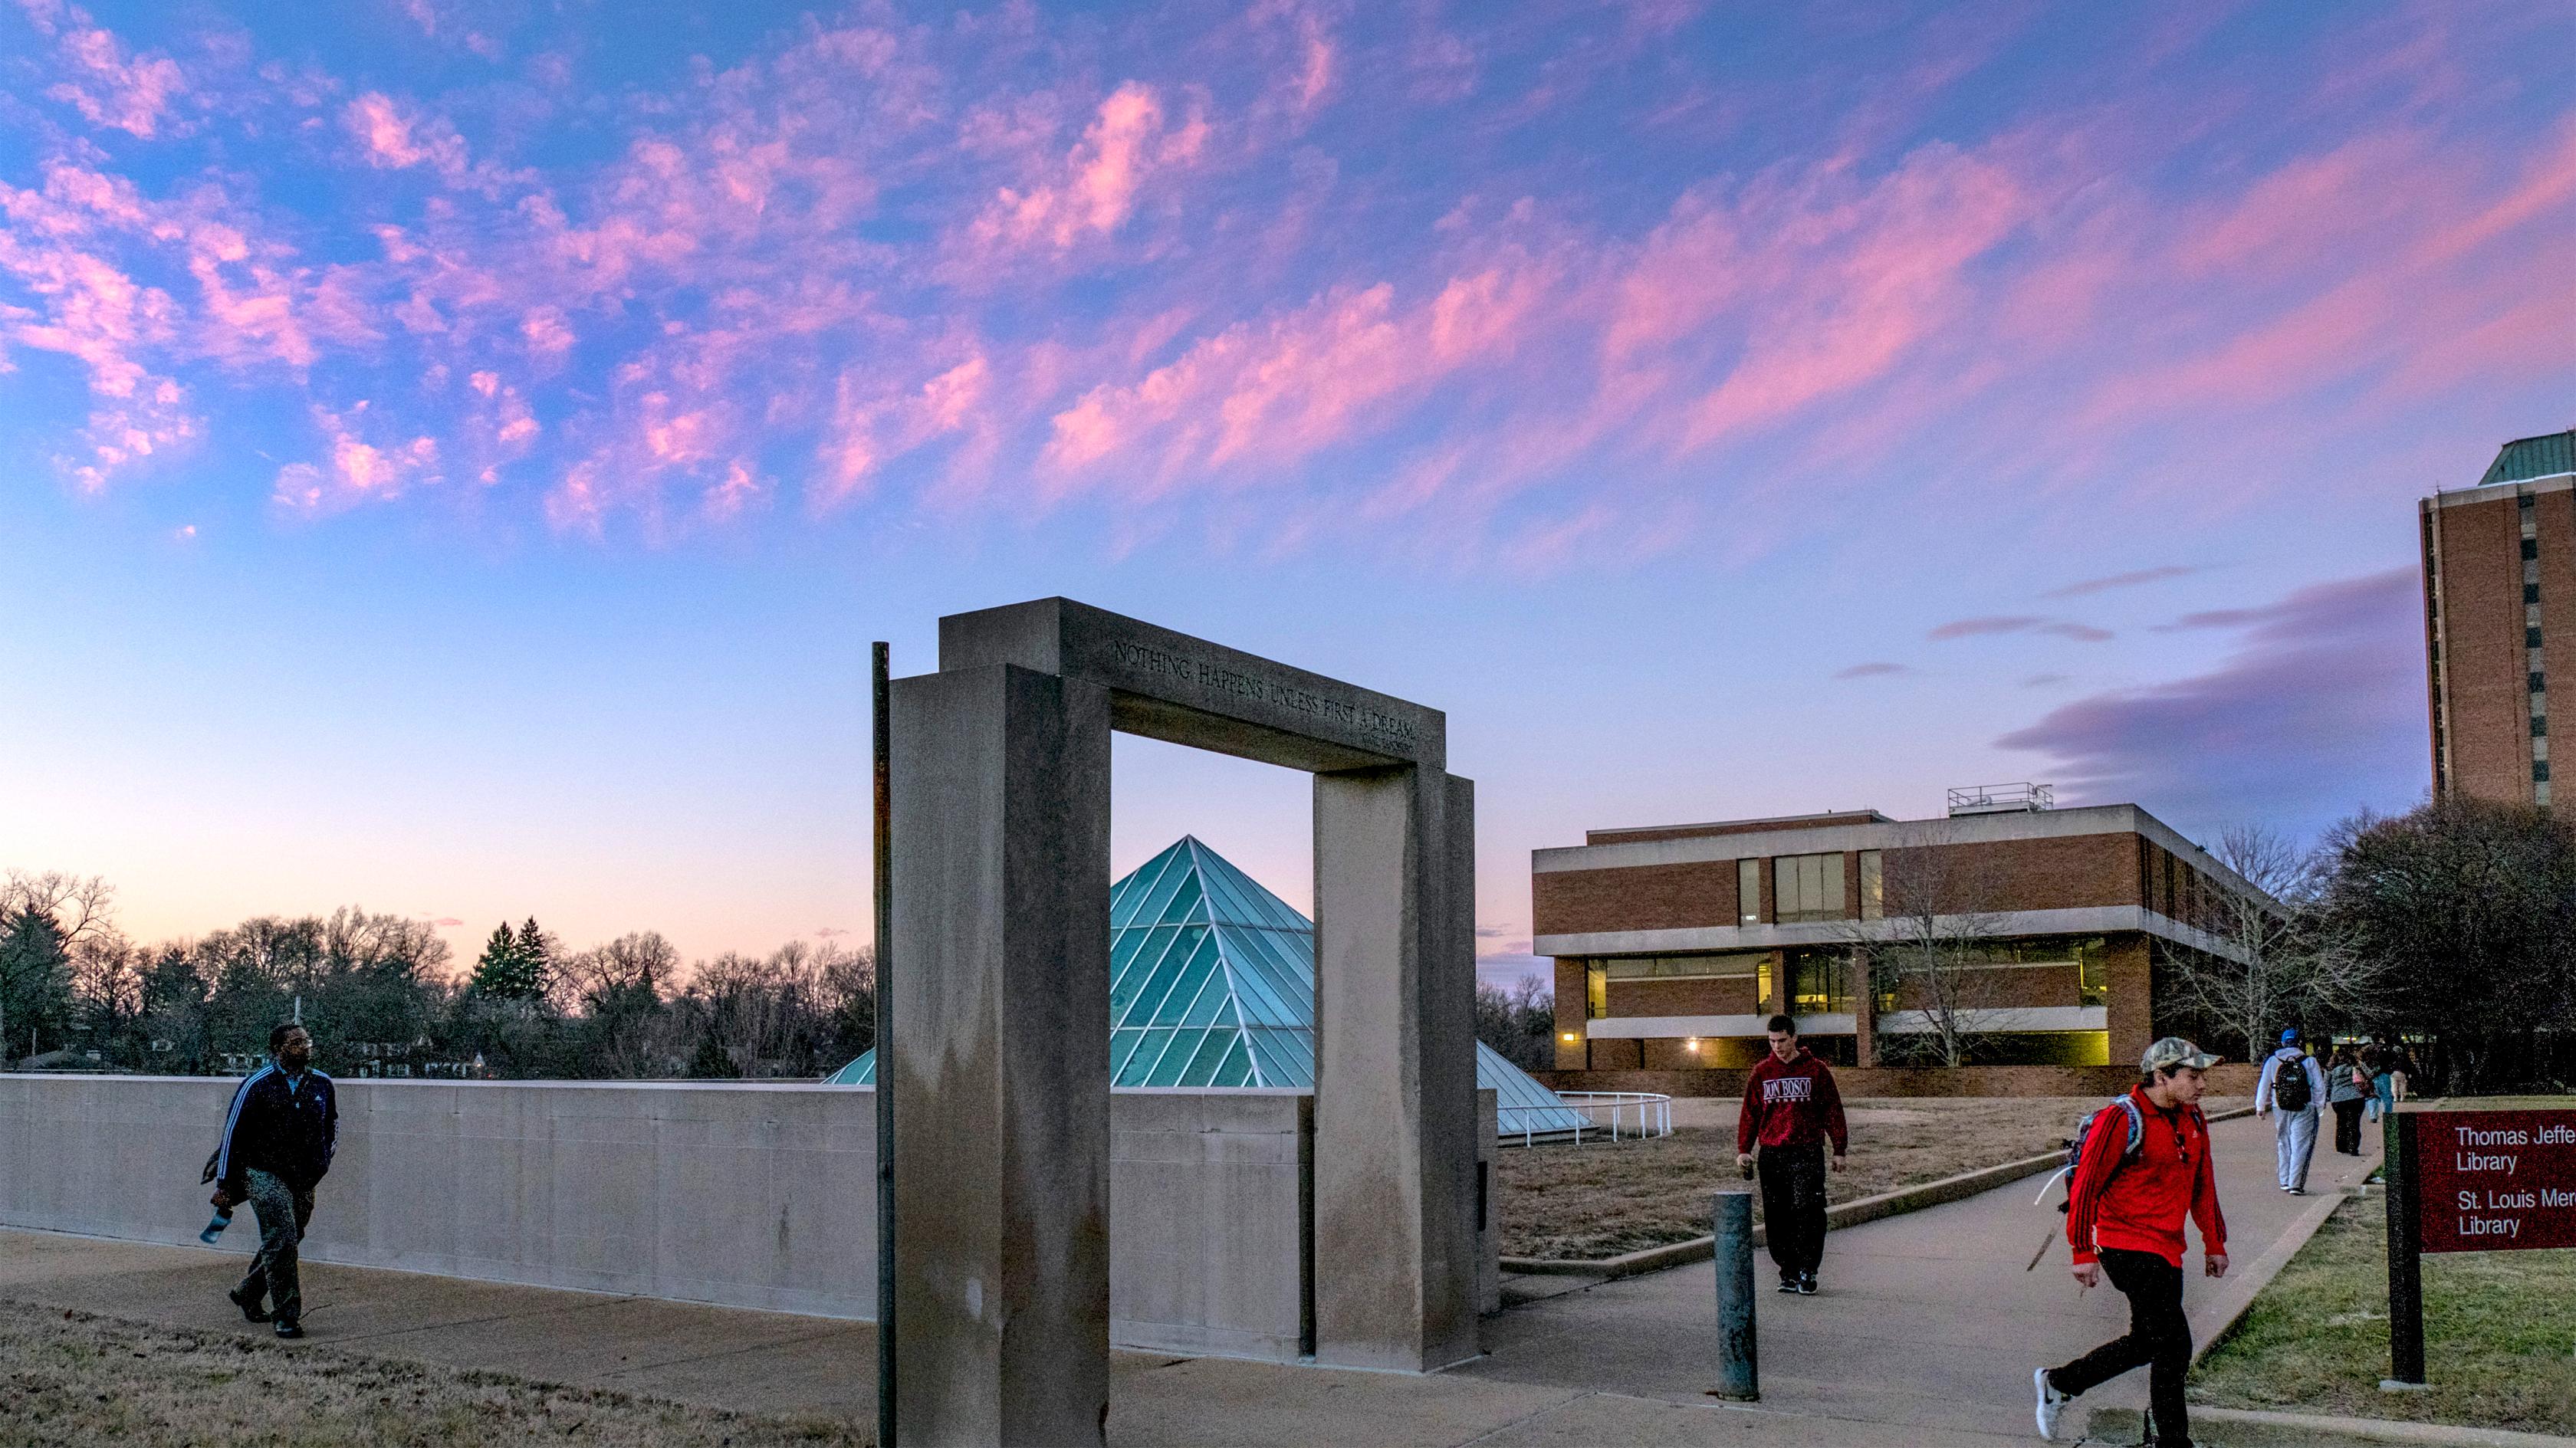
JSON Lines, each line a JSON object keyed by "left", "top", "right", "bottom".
{"left": 2193, "top": 1197, "right": 2576, "bottom": 1435}
{"left": 0, "top": 1302, "right": 869, "bottom": 1448}
{"left": 1496, "top": 1095, "right": 2249, "bottom": 1261}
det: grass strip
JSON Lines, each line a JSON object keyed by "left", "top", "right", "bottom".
{"left": 2192, "top": 1197, "right": 2576, "bottom": 1436}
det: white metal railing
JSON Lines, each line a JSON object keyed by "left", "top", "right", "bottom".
{"left": 1549, "top": 1091, "right": 1674, "bottom": 1144}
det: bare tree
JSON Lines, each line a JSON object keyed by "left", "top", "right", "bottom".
{"left": 1842, "top": 832, "right": 2016, "bottom": 1067}
{"left": 2, "top": 871, "right": 117, "bottom": 1060}
{"left": 2161, "top": 824, "right": 2388, "bottom": 1059}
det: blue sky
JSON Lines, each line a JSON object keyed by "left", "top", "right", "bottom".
{"left": 3, "top": 0, "right": 2569, "bottom": 981}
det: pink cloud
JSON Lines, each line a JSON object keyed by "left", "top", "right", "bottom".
{"left": 272, "top": 400, "right": 440, "bottom": 514}
{"left": 345, "top": 93, "right": 470, "bottom": 179}
{"left": 960, "top": 82, "right": 1208, "bottom": 261}
{"left": 36, "top": 8, "right": 187, "bottom": 140}
{"left": 1043, "top": 251, "right": 1552, "bottom": 488}
{"left": 1679, "top": 145, "right": 2031, "bottom": 448}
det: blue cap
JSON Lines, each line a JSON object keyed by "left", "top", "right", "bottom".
{"left": 2279, "top": 1028, "right": 2301, "bottom": 1045}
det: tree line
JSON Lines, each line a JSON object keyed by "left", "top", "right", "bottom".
{"left": 0, "top": 875, "right": 875, "bottom": 1080}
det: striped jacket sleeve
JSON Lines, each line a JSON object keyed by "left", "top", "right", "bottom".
{"left": 213, "top": 1066, "right": 270, "bottom": 1190}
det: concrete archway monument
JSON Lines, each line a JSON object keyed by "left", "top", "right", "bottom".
{"left": 886, "top": 599, "right": 1479, "bottom": 1446}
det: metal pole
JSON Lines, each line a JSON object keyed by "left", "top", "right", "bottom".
{"left": 1711, "top": 1189, "right": 1759, "bottom": 1400}
{"left": 872, "top": 642, "right": 897, "bottom": 1447}
{"left": 2382, "top": 1107, "right": 2427, "bottom": 1391}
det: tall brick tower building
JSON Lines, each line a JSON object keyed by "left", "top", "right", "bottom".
{"left": 2422, "top": 429, "right": 2576, "bottom": 811}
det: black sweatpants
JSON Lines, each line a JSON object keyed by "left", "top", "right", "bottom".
{"left": 2050, "top": 1248, "right": 2192, "bottom": 1448}
{"left": 1756, "top": 1141, "right": 1828, "bottom": 1281}
{"left": 2332, "top": 1098, "right": 2366, "bottom": 1154}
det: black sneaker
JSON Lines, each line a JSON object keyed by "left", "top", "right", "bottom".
{"left": 227, "top": 1286, "right": 271, "bottom": 1323}
{"left": 1776, "top": 1278, "right": 1800, "bottom": 1294}
{"left": 1796, "top": 1274, "right": 1819, "bottom": 1295}
{"left": 272, "top": 1319, "right": 304, "bottom": 1339}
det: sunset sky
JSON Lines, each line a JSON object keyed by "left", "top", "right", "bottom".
{"left": 4, "top": 0, "right": 2570, "bottom": 984}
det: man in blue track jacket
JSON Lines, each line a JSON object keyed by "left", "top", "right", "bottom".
{"left": 209, "top": 1022, "right": 337, "bottom": 1338}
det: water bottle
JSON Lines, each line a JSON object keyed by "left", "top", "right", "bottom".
{"left": 200, "top": 1209, "right": 232, "bottom": 1244}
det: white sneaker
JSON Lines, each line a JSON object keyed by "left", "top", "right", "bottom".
{"left": 2033, "top": 1367, "right": 2073, "bottom": 1440}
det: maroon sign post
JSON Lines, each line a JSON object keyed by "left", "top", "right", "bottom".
{"left": 2385, "top": 1106, "right": 2576, "bottom": 1388}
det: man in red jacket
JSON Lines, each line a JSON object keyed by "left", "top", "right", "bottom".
{"left": 1735, "top": 1015, "right": 1848, "bottom": 1295}
{"left": 2034, "top": 1036, "right": 2229, "bottom": 1446}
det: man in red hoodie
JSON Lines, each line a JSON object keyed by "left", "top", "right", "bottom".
{"left": 2034, "top": 1036, "right": 2229, "bottom": 1446}
{"left": 1735, "top": 1014, "right": 1848, "bottom": 1295}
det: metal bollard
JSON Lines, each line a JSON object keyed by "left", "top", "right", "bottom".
{"left": 1711, "top": 1189, "right": 1759, "bottom": 1400}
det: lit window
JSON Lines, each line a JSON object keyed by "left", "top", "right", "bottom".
{"left": 1585, "top": 961, "right": 1606, "bottom": 1019}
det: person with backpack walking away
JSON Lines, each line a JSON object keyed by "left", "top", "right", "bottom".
{"left": 2033, "top": 1037, "right": 2229, "bottom": 1446}
{"left": 2256, "top": 1028, "right": 2326, "bottom": 1194}
{"left": 1734, "top": 1015, "right": 1848, "bottom": 1295}
{"left": 2326, "top": 1044, "right": 2370, "bottom": 1156}
{"left": 207, "top": 1022, "right": 337, "bottom": 1339}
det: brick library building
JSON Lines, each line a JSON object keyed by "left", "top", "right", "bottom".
{"left": 1534, "top": 786, "right": 2279, "bottom": 1081}
{"left": 2421, "top": 428, "right": 2576, "bottom": 812}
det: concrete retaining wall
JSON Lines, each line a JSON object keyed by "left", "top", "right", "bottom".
{"left": 0, "top": 1076, "right": 1317, "bottom": 1360}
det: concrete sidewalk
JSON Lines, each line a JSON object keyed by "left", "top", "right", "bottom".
{"left": 0, "top": 1111, "right": 2384, "bottom": 1446}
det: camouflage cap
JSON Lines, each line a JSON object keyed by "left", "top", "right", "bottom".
{"left": 2141, "top": 1036, "right": 2220, "bottom": 1072}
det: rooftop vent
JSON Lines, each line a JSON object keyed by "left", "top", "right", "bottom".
{"left": 1947, "top": 782, "right": 2053, "bottom": 816}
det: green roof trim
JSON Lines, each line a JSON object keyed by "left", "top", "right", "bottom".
{"left": 821, "top": 836, "right": 1593, "bottom": 1138}
{"left": 2478, "top": 430, "right": 2576, "bottom": 488}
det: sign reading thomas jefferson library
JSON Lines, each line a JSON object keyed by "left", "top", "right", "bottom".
{"left": 2413, "top": 1108, "right": 2576, "bottom": 1253}
{"left": 2385, "top": 1105, "right": 2576, "bottom": 1388}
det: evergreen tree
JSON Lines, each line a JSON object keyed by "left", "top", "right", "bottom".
{"left": 468, "top": 921, "right": 542, "bottom": 1000}
{"left": 685, "top": 1027, "right": 738, "bottom": 1079}
{"left": 0, "top": 905, "right": 74, "bottom": 1059}
{"left": 514, "top": 917, "right": 553, "bottom": 998}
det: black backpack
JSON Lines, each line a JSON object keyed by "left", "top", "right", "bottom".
{"left": 2269, "top": 1055, "right": 2312, "bottom": 1112}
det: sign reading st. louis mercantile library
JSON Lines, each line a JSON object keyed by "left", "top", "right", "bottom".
{"left": 2413, "top": 1108, "right": 2576, "bottom": 1253}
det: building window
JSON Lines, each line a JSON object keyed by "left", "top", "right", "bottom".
{"left": 2525, "top": 537, "right": 2540, "bottom": 560}
{"left": 2536, "top": 717, "right": 2550, "bottom": 737}
{"left": 1858, "top": 851, "right": 1883, "bottom": 921}
{"left": 1773, "top": 853, "right": 1845, "bottom": 923}
{"left": 2529, "top": 584, "right": 2544, "bottom": 604}
{"left": 1737, "top": 858, "right": 1761, "bottom": 924}
{"left": 2528, "top": 558, "right": 2542, "bottom": 586}
{"left": 2530, "top": 627, "right": 2546, "bottom": 649}
{"left": 2535, "top": 671, "right": 2548, "bottom": 694}
{"left": 1787, "top": 948, "right": 1850, "bottom": 1013}
{"left": 2537, "top": 760, "right": 2552, "bottom": 783}
{"left": 1585, "top": 961, "right": 1607, "bottom": 1018}
{"left": 1602, "top": 953, "right": 1766, "bottom": 981}
{"left": 1756, "top": 956, "right": 1773, "bottom": 1010}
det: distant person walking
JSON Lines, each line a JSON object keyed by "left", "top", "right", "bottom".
{"left": 2033, "top": 1037, "right": 2229, "bottom": 1447}
{"left": 2326, "top": 1045, "right": 2370, "bottom": 1156}
{"left": 1734, "top": 1015, "right": 1848, "bottom": 1295}
{"left": 2369, "top": 1034, "right": 2419, "bottom": 1116}
{"left": 2256, "top": 1029, "right": 2326, "bottom": 1194}
{"left": 208, "top": 1023, "right": 337, "bottom": 1339}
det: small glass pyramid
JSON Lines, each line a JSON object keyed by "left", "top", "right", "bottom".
{"left": 823, "top": 836, "right": 1592, "bottom": 1138}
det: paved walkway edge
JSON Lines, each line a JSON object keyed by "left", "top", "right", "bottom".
{"left": 1503, "top": 1108, "right": 2259, "bottom": 1280}
{"left": 2183, "top": 1176, "right": 2361, "bottom": 1367}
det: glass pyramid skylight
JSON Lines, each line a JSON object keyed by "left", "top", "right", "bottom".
{"left": 821, "top": 837, "right": 1592, "bottom": 1138}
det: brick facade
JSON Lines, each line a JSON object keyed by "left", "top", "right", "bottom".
{"left": 2430, "top": 491, "right": 2535, "bottom": 806}
{"left": 1533, "top": 803, "right": 2266, "bottom": 1078}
